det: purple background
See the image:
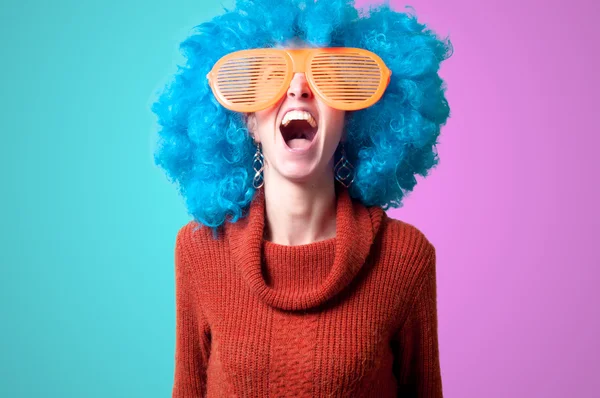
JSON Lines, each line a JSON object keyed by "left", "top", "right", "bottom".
{"left": 355, "top": 0, "right": 599, "bottom": 396}
{"left": 2, "top": 0, "right": 596, "bottom": 396}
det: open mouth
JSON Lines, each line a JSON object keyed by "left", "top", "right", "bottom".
{"left": 279, "top": 110, "right": 318, "bottom": 150}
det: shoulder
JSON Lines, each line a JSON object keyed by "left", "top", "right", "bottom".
{"left": 173, "top": 220, "right": 226, "bottom": 298}
{"left": 175, "top": 220, "right": 225, "bottom": 260}
{"left": 380, "top": 215, "right": 435, "bottom": 254}
{"left": 379, "top": 214, "right": 437, "bottom": 280}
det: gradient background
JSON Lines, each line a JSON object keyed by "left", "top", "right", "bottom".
{"left": 1, "top": 0, "right": 598, "bottom": 396}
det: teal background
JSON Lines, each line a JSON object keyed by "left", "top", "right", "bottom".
{"left": 3, "top": 0, "right": 599, "bottom": 397}
{"left": 1, "top": 1, "right": 232, "bottom": 397}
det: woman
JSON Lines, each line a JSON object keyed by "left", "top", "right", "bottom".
{"left": 152, "top": 0, "right": 452, "bottom": 396}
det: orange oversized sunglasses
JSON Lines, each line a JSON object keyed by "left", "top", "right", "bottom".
{"left": 206, "top": 47, "right": 392, "bottom": 112}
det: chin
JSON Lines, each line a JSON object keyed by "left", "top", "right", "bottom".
{"left": 275, "top": 163, "right": 319, "bottom": 183}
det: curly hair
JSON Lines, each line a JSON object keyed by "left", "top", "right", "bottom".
{"left": 151, "top": 0, "right": 452, "bottom": 238}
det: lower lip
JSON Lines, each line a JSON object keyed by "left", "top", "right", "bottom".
{"left": 282, "top": 129, "right": 319, "bottom": 154}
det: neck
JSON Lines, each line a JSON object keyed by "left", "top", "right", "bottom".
{"left": 262, "top": 169, "right": 338, "bottom": 246}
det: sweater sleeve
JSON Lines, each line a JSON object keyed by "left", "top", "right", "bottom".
{"left": 172, "top": 230, "right": 211, "bottom": 398}
{"left": 392, "top": 247, "right": 443, "bottom": 397}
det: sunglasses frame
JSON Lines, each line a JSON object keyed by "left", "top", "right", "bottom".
{"left": 206, "top": 47, "right": 392, "bottom": 112}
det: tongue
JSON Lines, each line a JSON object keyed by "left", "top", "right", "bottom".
{"left": 287, "top": 138, "right": 311, "bottom": 149}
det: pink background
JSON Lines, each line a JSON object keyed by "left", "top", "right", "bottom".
{"left": 355, "top": 0, "right": 599, "bottom": 396}
{"left": 2, "top": 0, "right": 596, "bottom": 396}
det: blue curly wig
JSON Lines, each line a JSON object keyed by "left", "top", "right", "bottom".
{"left": 151, "top": 0, "right": 452, "bottom": 238}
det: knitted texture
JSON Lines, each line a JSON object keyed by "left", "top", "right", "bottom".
{"left": 172, "top": 187, "right": 442, "bottom": 397}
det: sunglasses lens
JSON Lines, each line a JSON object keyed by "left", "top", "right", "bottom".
{"left": 210, "top": 48, "right": 389, "bottom": 112}
{"left": 213, "top": 51, "right": 290, "bottom": 112}
{"left": 309, "top": 51, "right": 388, "bottom": 110}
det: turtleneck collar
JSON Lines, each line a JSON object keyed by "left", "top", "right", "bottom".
{"left": 226, "top": 186, "right": 386, "bottom": 311}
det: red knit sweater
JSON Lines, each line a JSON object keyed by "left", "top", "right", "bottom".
{"left": 172, "top": 187, "right": 443, "bottom": 397}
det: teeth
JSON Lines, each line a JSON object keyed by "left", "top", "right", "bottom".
{"left": 281, "top": 110, "right": 317, "bottom": 129}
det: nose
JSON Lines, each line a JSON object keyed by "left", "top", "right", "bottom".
{"left": 287, "top": 73, "right": 313, "bottom": 100}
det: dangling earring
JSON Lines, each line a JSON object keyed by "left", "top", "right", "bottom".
{"left": 334, "top": 142, "right": 355, "bottom": 188}
{"left": 253, "top": 142, "right": 264, "bottom": 189}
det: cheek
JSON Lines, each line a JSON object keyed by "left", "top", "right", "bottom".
{"left": 328, "top": 110, "right": 346, "bottom": 136}
{"left": 255, "top": 103, "right": 281, "bottom": 130}
{"left": 255, "top": 110, "right": 272, "bottom": 125}
{"left": 335, "top": 111, "right": 346, "bottom": 127}
{"left": 253, "top": 111, "right": 276, "bottom": 141}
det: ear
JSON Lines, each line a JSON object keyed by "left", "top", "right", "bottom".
{"left": 245, "top": 113, "right": 260, "bottom": 143}
{"left": 341, "top": 129, "right": 347, "bottom": 143}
